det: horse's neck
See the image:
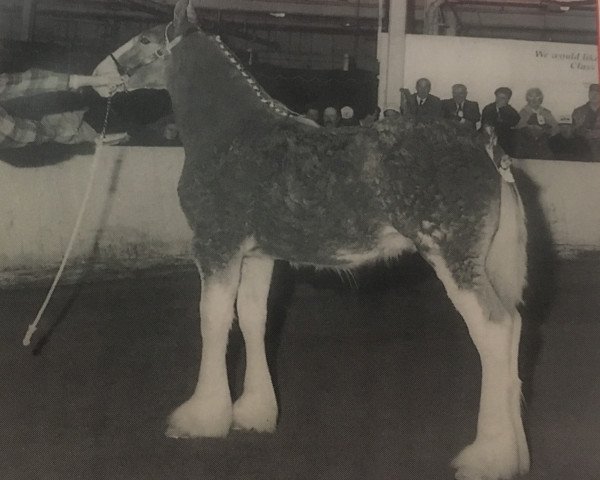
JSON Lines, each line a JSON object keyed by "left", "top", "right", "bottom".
{"left": 168, "top": 33, "right": 275, "bottom": 155}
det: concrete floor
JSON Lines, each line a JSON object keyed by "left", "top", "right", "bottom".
{"left": 0, "top": 255, "right": 599, "bottom": 480}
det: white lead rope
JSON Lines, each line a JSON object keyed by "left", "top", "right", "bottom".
{"left": 23, "top": 97, "right": 113, "bottom": 347}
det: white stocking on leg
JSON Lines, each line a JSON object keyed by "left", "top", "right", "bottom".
{"left": 427, "top": 255, "right": 529, "bottom": 480}
{"left": 166, "top": 263, "right": 241, "bottom": 438}
{"left": 232, "top": 256, "right": 278, "bottom": 433}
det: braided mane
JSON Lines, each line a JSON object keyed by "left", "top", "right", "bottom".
{"left": 208, "top": 34, "right": 299, "bottom": 119}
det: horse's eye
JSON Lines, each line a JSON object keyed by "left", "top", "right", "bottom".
{"left": 140, "top": 36, "right": 151, "bottom": 45}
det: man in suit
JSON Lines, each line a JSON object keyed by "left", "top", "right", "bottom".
{"left": 572, "top": 83, "right": 600, "bottom": 161}
{"left": 441, "top": 83, "right": 481, "bottom": 130}
{"left": 404, "top": 78, "right": 442, "bottom": 123}
{"left": 480, "top": 87, "right": 521, "bottom": 156}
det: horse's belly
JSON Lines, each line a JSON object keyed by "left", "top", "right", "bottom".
{"left": 333, "top": 226, "right": 415, "bottom": 267}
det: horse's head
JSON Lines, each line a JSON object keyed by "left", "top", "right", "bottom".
{"left": 93, "top": 0, "right": 199, "bottom": 97}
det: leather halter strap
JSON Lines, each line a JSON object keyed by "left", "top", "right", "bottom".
{"left": 110, "top": 22, "right": 197, "bottom": 78}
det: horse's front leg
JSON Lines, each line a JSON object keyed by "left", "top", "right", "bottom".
{"left": 232, "top": 256, "right": 277, "bottom": 432}
{"left": 166, "top": 258, "right": 242, "bottom": 438}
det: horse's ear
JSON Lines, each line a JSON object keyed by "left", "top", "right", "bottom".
{"left": 187, "top": 1, "right": 199, "bottom": 25}
{"left": 173, "top": 0, "right": 190, "bottom": 28}
{"left": 173, "top": 0, "right": 199, "bottom": 32}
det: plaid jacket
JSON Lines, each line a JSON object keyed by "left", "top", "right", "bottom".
{"left": 0, "top": 69, "right": 72, "bottom": 148}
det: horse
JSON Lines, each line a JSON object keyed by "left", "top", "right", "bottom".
{"left": 95, "top": 1, "right": 530, "bottom": 478}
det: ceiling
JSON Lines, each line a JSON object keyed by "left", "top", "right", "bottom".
{"left": 0, "top": 0, "right": 597, "bottom": 43}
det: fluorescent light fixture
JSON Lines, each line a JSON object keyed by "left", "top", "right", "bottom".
{"left": 269, "top": 12, "right": 286, "bottom": 18}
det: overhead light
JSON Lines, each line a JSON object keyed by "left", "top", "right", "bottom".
{"left": 269, "top": 12, "right": 285, "bottom": 18}
{"left": 544, "top": 1, "right": 572, "bottom": 12}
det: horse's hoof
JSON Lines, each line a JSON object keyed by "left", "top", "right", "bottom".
{"left": 232, "top": 391, "right": 278, "bottom": 433}
{"left": 166, "top": 395, "right": 232, "bottom": 438}
{"left": 452, "top": 435, "right": 529, "bottom": 480}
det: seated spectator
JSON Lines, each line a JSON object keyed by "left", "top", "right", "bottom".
{"left": 339, "top": 106, "right": 359, "bottom": 126}
{"left": 126, "top": 113, "right": 181, "bottom": 146}
{"left": 572, "top": 83, "right": 600, "bottom": 161}
{"left": 548, "top": 120, "right": 591, "bottom": 161}
{"left": 359, "top": 106, "right": 381, "bottom": 127}
{"left": 404, "top": 78, "right": 442, "bottom": 123}
{"left": 515, "top": 87, "right": 559, "bottom": 159}
{"left": 383, "top": 108, "right": 400, "bottom": 119}
{"left": 163, "top": 122, "right": 179, "bottom": 143}
{"left": 0, "top": 68, "right": 127, "bottom": 149}
{"left": 441, "top": 83, "right": 480, "bottom": 130}
{"left": 323, "top": 106, "right": 340, "bottom": 128}
{"left": 304, "top": 104, "right": 320, "bottom": 125}
{"left": 480, "top": 87, "right": 520, "bottom": 156}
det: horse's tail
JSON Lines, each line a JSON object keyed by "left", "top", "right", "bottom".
{"left": 486, "top": 179, "right": 528, "bottom": 313}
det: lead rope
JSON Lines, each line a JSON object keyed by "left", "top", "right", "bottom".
{"left": 23, "top": 96, "right": 114, "bottom": 347}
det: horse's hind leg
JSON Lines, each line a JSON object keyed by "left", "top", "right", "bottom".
{"left": 425, "top": 253, "right": 529, "bottom": 480}
{"left": 232, "top": 256, "right": 278, "bottom": 432}
{"left": 166, "top": 256, "right": 242, "bottom": 439}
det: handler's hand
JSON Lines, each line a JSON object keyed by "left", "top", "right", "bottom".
{"left": 70, "top": 73, "right": 126, "bottom": 93}
{"left": 97, "top": 132, "right": 131, "bottom": 146}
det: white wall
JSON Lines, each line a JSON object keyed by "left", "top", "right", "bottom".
{"left": 0, "top": 147, "right": 598, "bottom": 285}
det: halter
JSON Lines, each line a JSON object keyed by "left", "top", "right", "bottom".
{"left": 109, "top": 22, "right": 181, "bottom": 79}
{"left": 165, "top": 21, "right": 187, "bottom": 53}
{"left": 110, "top": 48, "right": 165, "bottom": 79}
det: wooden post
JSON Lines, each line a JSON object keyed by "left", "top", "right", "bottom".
{"left": 21, "top": 0, "right": 36, "bottom": 42}
{"left": 596, "top": 0, "right": 600, "bottom": 82}
{"left": 377, "top": 0, "right": 408, "bottom": 111}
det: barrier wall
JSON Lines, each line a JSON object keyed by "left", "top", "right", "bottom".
{"left": 0, "top": 147, "right": 599, "bottom": 284}
{"left": 0, "top": 147, "right": 192, "bottom": 283}
{"left": 514, "top": 158, "right": 600, "bottom": 251}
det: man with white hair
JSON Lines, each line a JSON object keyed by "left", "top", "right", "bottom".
{"left": 441, "top": 83, "right": 480, "bottom": 130}
{"left": 339, "top": 106, "right": 358, "bottom": 126}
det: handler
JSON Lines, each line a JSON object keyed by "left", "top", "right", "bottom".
{"left": 0, "top": 68, "right": 127, "bottom": 148}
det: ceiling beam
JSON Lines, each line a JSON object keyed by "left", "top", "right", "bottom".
{"left": 192, "top": 0, "right": 380, "bottom": 19}
{"left": 20, "top": 0, "right": 37, "bottom": 41}
{"left": 118, "top": 0, "right": 171, "bottom": 17}
{"left": 447, "top": 0, "right": 594, "bottom": 9}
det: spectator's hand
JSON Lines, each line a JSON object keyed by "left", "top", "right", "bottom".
{"left": 527, "top": 124, "right": 544, "bottom": 138}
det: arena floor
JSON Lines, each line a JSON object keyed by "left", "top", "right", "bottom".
{"left": 0, "top": 254, "right": 599, "bottom": 480}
